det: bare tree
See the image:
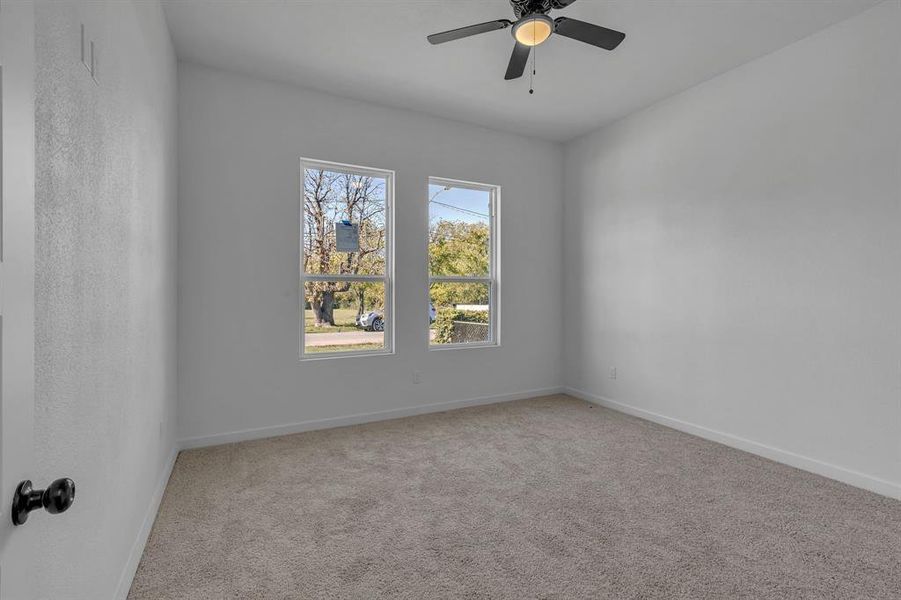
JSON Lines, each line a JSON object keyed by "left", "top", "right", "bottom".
{"left": 303, "top": 169, "right": 386, "bottom": 326}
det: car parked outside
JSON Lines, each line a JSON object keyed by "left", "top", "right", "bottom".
{"left": 357, "top": 303, "right": 436, "bottom": 331}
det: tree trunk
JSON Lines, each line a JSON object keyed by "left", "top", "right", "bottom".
{"left": 311, "top": 291, "right": 336, "bottom": 326}
{"left": 356, "top": 289, "right": 365, "bottom": 319}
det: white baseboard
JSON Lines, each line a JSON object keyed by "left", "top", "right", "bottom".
{"left": 179, "top": 386, "right": 565, "bottom": 450}
{"left": 114, "top": 446, "right": 179, "bottom": 600}
{"left": 565, "top": 387, "right": 901, "bottom": 501}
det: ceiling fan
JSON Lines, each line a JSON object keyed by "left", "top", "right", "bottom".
{"left": 427, "top": 0, "right": 626, "bottom": 81}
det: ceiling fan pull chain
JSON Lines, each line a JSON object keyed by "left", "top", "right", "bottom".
{"left": 529, "top": 43, "right": 536, "bottom": 94}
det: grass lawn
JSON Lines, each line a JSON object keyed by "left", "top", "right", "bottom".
{"left": 304, "top": 343, "right": 384, "bottom": 354}
{"left": 304, "top": 308, "right": 360, "bottom": 333}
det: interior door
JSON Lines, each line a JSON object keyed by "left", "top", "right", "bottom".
{"left": 0, "top": 1, "right": 37, "bottom": 597}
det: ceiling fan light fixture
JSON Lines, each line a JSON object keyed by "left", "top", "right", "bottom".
{"left": 513, "top": 14, "right": 553, "bottom": 47}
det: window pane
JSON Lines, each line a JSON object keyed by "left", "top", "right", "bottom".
{"left": 428, "top": 183, "right": 490, "bottom": 277}
{"left": 304, "top": 168, "right": 386, "bottom": 276}
{"left": 430, "top": 282, "right": 490, "bottom": 346}
{"left": 304, "top": 281, "right": 386, "bottom": 354}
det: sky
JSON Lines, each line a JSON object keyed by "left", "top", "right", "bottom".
{"left": 429, "top": 184, "right": 490, "bottom": 225}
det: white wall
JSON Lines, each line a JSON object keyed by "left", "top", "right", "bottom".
{"left": 177, "top": 63, "right": 563, "bottom": 444}
{"left": 34, "top": 1, "right": 178, "bottom": 598}
{"left": 563, "top": 0, "right": 900, "bottom": 497}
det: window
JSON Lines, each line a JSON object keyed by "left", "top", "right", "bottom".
{"left": 428, "top": 177, "right": 499, "bottom": 348}
{"left": 300, "top": 159, "right": 393, "bottom": 358}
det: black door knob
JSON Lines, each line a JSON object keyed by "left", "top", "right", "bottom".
{"left": 11, "top": 478, "right": 75, "bottom": 526}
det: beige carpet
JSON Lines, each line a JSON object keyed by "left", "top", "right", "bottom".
{"left": 129, "top": 395, "right": 900, "bottom": 599}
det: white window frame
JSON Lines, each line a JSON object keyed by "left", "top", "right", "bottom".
{"left": 428, "top": 176, "right": 501, "bottom": 351}
{"left": 300, "top": 158, "right": 395, "bottom": 360}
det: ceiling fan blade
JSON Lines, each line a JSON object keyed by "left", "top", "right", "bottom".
{"left": 550, "top": 0, "right": 579, "bottom": 8}
{"left": 427, "top": 19, "right": 513, "bottom": 45}
{"left": 504, "top": 42, "right": 531, "bottom": 80}
{"left": 554, "top": 17, "right": 625, "bottom": 51}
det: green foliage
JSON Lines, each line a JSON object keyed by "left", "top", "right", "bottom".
{"left": 428, "top": 219, "right": 491, "bottom": 308}
{"left": 429, "top": 282, "right": 489, "bottom": 308}
{"left": 433, "top": 309, "right": 489, "bottom": 344}
{"left": 429, "top": 220, "right": 489, "bottom": 277}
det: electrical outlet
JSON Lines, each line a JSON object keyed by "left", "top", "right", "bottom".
{"left": 412, "top": 370, "right": 422, "bottom": 384}
{"left": 609, "top": 367, "right": 617, "bottom": 380}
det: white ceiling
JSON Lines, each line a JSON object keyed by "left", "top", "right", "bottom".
{"left": 162, "top": 0, "right": 878, "bottom": 142}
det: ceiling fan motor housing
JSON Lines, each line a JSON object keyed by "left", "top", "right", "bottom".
{"left": 510, "top": 0, "right": 553, "bottom": 19}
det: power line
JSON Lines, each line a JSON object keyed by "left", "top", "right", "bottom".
{"left": 429, "top": 199, "right": 489, "bottom": 219}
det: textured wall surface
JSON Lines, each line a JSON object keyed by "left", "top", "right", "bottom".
{"left": 563, "top": 1, "right": 900, "bottom": 494}
{"left": 34, "top": 1, "right": 178, "bottom": 597}
{"left": 177, "top": 63, "right": 563, "bottom": 443}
